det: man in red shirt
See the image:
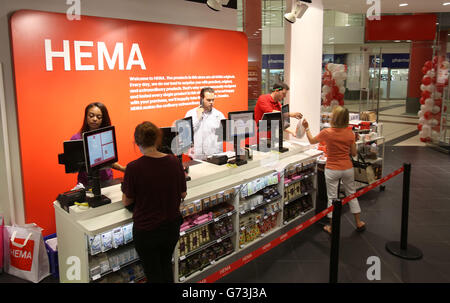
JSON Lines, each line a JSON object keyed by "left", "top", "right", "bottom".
{"left": 254, "top": 82, "right": 303, "bottom": 137}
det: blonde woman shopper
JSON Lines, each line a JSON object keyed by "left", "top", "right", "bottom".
{"left": 302, "top": 106, "right": 365, "bottom": 234}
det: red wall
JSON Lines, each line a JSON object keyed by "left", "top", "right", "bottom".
{"left": 10, "top": 10, "right": 248, "bottom": 235}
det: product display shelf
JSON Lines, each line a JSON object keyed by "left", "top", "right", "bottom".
{"left": 284, "top": 189, "right": 316, "bottom": 206}
{"left": 179, "top": 250, "right": 235, "bottom": 282}
{"left": 354, "top": 135, "right": 386, "bottom": 191}
{"left": 283, "top": 207, "right": 315, "bottom": 226}
{"left": 180, "top": 210, "right": 237, "bottom": 237}
{"left": 239, "top": 220, "right": 281, "bottom": 250}
{"left": 239, "top": 195, "right": 282, "bottom": 216}
{"left": 179, "top": 232, "right": 235, "bottom": 261}
{"left": 54, "top": 145, "right": 322, "bottom": 283}
{"left": 239, "top": 209, "right": 282, "bottom": 230}
{"left": 91, "top": 256, "right": 140, "bottom": 282}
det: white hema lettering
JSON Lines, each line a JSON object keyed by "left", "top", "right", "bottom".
{"left": 45, "top": 40, "right": 146, "bottom": 71}
{"left": 66, "top": 0, "right": 81, "bottom": 21}
{"left": 66, "top": 256, "right": 81, "bottom": 281}
{"left": 366, "top": 0, "right": 381, "bottom": 21}
{"left": 10, "top": 248, "right": 32, "bottom": 259}
{"left": 366, "top": 256, "right": 381, "bottom": 280}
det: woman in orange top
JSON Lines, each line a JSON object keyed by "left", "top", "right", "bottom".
{"left": 302, "top": 106, "right": 365, "bottom": 234}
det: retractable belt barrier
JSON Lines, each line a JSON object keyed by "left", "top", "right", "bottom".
{"left": 198, "top": 165, "right": 406, "bottom": 283}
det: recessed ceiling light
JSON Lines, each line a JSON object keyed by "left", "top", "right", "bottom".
{"left": 329, "top": 37, "right": 335, "bottom": 40}
{"left": 443, "top": 2, "right": 450, "bottom": 6}
{"left": 399, "top": 3, "right": 408, "bottom": 7}
{"left": 394, "top": 40, "right": 401, "bottom": 42}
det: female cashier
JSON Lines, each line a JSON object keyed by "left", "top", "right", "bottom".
{"left": 121, "top": 121, "right": 187, "bottom": 283}
{"left": 70, "top": 102, "right": 126, "bottom": 187}
{"left": 302, "top": 106, "right": 365, "bottom": 234}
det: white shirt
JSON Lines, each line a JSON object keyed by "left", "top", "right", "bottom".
{"left": 185, "top": 107, "right": 226, "bottom": 159}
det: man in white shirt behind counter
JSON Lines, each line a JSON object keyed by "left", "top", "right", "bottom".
{"left": 184, "top": 87, "right": 226, "bottom": 160}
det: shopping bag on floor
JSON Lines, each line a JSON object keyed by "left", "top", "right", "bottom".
{"left": 3, "top": 223, "right": 50, "bottom": 282}
{"left": 353, "top": 152, "right": 376, "bottom": 184}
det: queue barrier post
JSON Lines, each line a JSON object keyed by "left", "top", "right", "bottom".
{"left": 386, "top": 163, "right": 423, "bottom": 260}
{"left": 329, "top": 199, "right": 342, "bottom": 283}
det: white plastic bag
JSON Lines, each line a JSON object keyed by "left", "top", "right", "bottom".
{"left": 295, "top": 119, "right": 306, "bottom": 139}
{"left": 3, "top": 223, "right": 50, "bottom": 283}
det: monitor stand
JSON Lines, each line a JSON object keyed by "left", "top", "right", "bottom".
{"left": 228, "top": 136, "right": 247, "bottom": 166}
{"left": 278, "top": 119, "right": 289, "bottom": 153}
{"left": 87, "top": 169, "right": 111, "bottom": 208}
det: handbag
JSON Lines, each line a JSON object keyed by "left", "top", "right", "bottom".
{"left": 352, "top": 152, "right": 376, "bottom": 184}
{"left": 3, "top": 223, "right": 50, "bottom": 283}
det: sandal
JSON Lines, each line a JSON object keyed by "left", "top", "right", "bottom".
{"left": 356, "top": 223, "right": 366, "bottom": 232}
{"left": 323, "top": 225, "right": 332, "bottom": 235}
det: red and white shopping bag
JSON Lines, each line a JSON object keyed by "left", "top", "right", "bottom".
{"left": 3, "top": 224, "right": 50, "bottom": 283}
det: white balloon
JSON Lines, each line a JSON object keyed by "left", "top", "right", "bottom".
{"left": 335, "top": 79, "right": 345, "bottom": 87}
{"left": 425, "top": 98, "right": 434, "bottom": 107}
{"left": 330, "top": 100, "right": 339, "bottom": 107}
{"left": 420, "top": 84, "right": 427, "bottom": 91}
{"left": 425, "top": 84, "right": 435, "bottom": 92}
{"left": 322, "top": 86, "right": 331, "bottom": 94}
{"left": 434, "top": 92, "right": 442, "bottom": 99}
{"left": 432, "top": 106, "right": 441, "bottom": 114}
{"left": 430, "top": 119, "right": 439, "bottom": 127}
{"left": 418, "top": 117, "right": 426, "bottom": 124}
{"left": 422, "top": 125, "right": 432, "bottom": 137}
{"left": 418, "top": 110, "right": 424, "bottom": 117}
{"left": 431, "top": 130, "right": 439, "bottom": 139}
{"left": 419, "top": 130, "right": 427, "bottom": 138}
{"left": 423, "top": 105, "right": 433, "bottom": 112}
{"left": 339, "top": 86, "right": 346, "bottom": 94}
{"left": 426, "top": 70, "right": 436, "bottom": 78}
{"left": 441, "top": 61, "right": 449, "bottom": 69}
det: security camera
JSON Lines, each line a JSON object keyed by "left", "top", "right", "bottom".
{"left": 284, "top": 0, "right": 309, "bottom": 23}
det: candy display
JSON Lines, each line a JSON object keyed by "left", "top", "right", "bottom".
{"left": 283, "top": 194, "right": 313, "bottom": 223}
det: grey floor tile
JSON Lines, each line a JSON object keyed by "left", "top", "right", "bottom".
{"left": 297, "top": 261, "right": 352, "bottom": 283}
{"left": 255, "top": 261, "right": 305, "bottom": 283}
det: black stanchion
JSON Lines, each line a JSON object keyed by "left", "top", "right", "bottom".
{"left": 329, "top": 199, "right": 342, "bottom": 283}
{"left": 386, "top": 163, "right": 423, "bottom": 260}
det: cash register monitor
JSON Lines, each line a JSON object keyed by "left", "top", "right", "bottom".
{"left": 228, "top": 110, "right": 255, "bottom": 138}
{"left": 282, "top": 104, "right": 290, "bottom": 130}
{"left": 58, "top": 140, "right": 86, "bottom": 173}
{"left": 160, "top": 127, "right": 177, "bottom": 154}
{"left": 82, "top": 126, "right": 118, "bottom": 207}
{"left": 261, "top": 111, "right": 288, "bottom": 153}
{"left": 174, "top": 116, "right": 194, "bottom": 155}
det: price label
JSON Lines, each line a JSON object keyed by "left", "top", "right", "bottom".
{"left": 217, "top": 238, "right": 222, "bottom": 243}
{"left": 92, "top": 274, "right": 101, "bottom": 281}
{"left": 251, "top": 207, "right": 255, "bottom": 211}
{"left": 227, "top": 212, "right": 232, "bottom": 217}
{"left": 180, "top": 276, "right": 186, "bottom": 282}
{"left": 211, "top": 260, "right": 216, "bottom": 265}
{"left": 240, "top": 211, "right": 245, "bottom": 215}
{"left": 180, "top": 255, "right": 186, "bottom": 261}
{"left": 112, "top": 266, "right": 120, "bottom": 272}
{"left": 180, "top": 231, "right": 186, "bottom": 236}
{"left": 256, "top": 220, "right": 260, "bottom": 224}
{"left": 264, "top": 216, "right": 268, "bottom": 220}
{"left": 241, "top": 226, "right": 246, "bottom": 231}
{"left": 214, "top": 218, "right": 219, "bottom": 222}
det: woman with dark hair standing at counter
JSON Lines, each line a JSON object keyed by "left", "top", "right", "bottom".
{"left": 121, "top": 121, "right": 187, "bottom": 283}
{"left": 302, "top": 106, "right": 365, "bottom": 234}
{"left": 70, "top": 102, "right": 125, "bottom": 186}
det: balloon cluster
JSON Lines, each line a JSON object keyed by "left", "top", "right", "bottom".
{"left": 321, "top": 63, "right": 348, "bottom": 109}
{"left": 418, "top": 56, "right": 449, "bottom": 142}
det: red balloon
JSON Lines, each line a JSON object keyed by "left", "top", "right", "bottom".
{"left": 434, "top": 99, "right": 442, "bottom": 106}
{"left": 424, "top": 61, "right": 433, "bottom": 69}
{"left": 417, "top": 124, "right": 423, "bottom": 131}
{"left": 419, "top": 97, "right": 426, "bottom": 105}
{"left": 339, "top": 100, "right": 344, "bottom": 106}
{"left": 422, "top": 77, "right": 432, "bottom": 86}
{"left": 333, "top": 86, "right": 340, "bottom": 95}
{"left": 444, "top": 105, "right": 448, "bottom": 112}
{"left": 336, "top": 93, "right": 344, "bottom": 101}
{"left": 445, "top": 79, "right": 449, "bottom": 86}
{"left": 424, "top": 111, "right": 432, "bottom": 120}
{"left": 432, "top": 56, "right": 438, "bottom": 64}
{"left": 420, "top": 137, "right": 427, "bottom": 142}
{"left": 421, "top": 90, "right": 431, "bottom": 99}
{"left": 436, "top": 84, "right": 444, "bottom": 93}
{"left": 422, "top": 66, "right": 429, "bottom": 74}
{"left": 326, "top": 92, "right": 333, "bottom": 101}
{"left": 433, "top": 125, "right": 441, "bottom": 132}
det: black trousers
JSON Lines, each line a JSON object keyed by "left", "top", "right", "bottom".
{"left": 133, "top": 216, "right": 182, "bottom": 283}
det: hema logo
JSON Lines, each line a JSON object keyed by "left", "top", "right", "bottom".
{"left": 66, "top": 0, "right": 81, "bottom": 21}
{"left": 366, "top": 0, "right": 381, "bottom": 21}
{"left": 44, "top": 40, "right": 147, "bottom": 71}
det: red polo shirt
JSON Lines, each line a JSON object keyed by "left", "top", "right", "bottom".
{"left": 254, "top": 94, "right": 281, "bottom": 124}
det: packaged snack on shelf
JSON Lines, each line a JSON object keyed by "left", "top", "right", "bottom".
{"left": 88, "top": 234, "right": 102, "bottom": 255}
{"left": 194, "top": 200, "right": 202, "bottom": 213}
{"left": 239, "top": 230, "right": 246, "bottom": 246}
{"left": 101, "top": 230, "right": 113, "bottom": 252}
{"left": 112, "top": 227, "right": 124, "bottom": 248}
{"left": 180, "top": 204, "right": 188, "bottom": 217}
{"left": 108, "top": 252, "right": 120, "bottom": 270}
{"left": 123, "top": 223, "right": 133, "bottom": 244}
{"left": 97, "top": 253, "right": 110, "bottom": 274}
{"left": 217, "top": 191, "right": 224, "bottom": 204}
{"left": 209, "top": 195, "right": 217, "bottom": 207}
{"left": 187, "top": 202, "right": 195, "bottom": 216}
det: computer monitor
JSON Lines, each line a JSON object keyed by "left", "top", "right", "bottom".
{"left": 83, "top": 126, "right": 118, "bottom": 172}
{"left": 174, "top": 116, "right": 194, "bottom": 155}
{"left": 58, "top": 139, "right": 86, "bottom": 173}
{"left": 160, "top": 127, "right": 177, "bottom": 154}
{"left": 282, "top": 104, "right": 290, "bottom": 130}
{"left": 261, "top": 111, "right": 288, "bottom": 153}
{"left": 228, "top": 110, "right": 255, "bottom": 138}
{"left": 82, "top": 126, "right": 118, "bottom": 207}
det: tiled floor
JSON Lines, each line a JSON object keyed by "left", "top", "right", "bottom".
{"left": 1, "top": 100, "right": 449, "bottom": 283}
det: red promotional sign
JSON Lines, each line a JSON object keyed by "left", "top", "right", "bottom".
{"left": 10, "top": 10, "right": 248, "bottom": 235}
{"left": 10, "top": 238, "right": 35, "bottom": 272}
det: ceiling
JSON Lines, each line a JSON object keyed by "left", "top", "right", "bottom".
{"left": 322, "top": 0, "right": 450, "bottom": 14}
